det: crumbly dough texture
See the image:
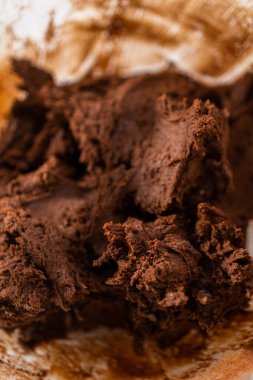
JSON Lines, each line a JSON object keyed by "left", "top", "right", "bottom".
{"left": 0, "top": 61, "right": 251, "bottom": 344}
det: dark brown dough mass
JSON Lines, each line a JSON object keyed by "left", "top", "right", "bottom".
{"left": 36, "top": 66, "right": 232, "bottom": 214}
{"left": 0, "top": 206, "right": 87, "bottom": 328}
{"left": 0, "top": 61, "right": 251, "bottom": 345}
{"left": 95, "top": 203, "right": 251, "bottom": 343}
{"left": 132, "top": 96, "right": 231, "bottom": 213}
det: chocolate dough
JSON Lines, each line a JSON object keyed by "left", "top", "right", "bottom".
{"left": 37, "top": 66, "right": 231, "bottom": 214}
{"left": 0, "top": 61, "right": 251, "bottom": 344}
{"left": 0, "top": 206, "right": 87, "bottom": 328}
{"left": 132, "top": 96, "right": 231, "bottom": 213}
{"left": 95, "top": 203, "right": 251, "bottom": 343}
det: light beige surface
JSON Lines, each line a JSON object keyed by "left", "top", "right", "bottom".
{"left": 1, "top": 0, "right": 253, "bottom": 85}
{"left": 0, "top": 310, "right": 252, "bottom": 380}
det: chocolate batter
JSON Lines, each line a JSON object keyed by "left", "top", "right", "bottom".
{"left": 0, "top": 61, "right": 252, "bottom": 345}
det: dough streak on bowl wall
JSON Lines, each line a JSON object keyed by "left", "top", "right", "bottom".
{"left": 1, "top": 0, "right": 253, "bottom": 85}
